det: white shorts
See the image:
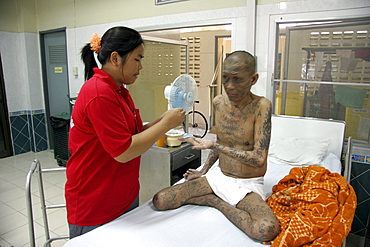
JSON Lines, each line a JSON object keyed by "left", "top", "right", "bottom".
{"left": 205, "top": 162, "right": 265, "bottom": 207}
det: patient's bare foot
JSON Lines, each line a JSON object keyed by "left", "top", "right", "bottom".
{"left": 183, "top": 169, "right": 202, "bottom": 181}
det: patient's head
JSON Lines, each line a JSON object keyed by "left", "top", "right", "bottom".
{"left": 225, "top": 50, "right": 256, "bottom": 76}
{"left": 222, "top": 51, "right": 259, "bottom": 101}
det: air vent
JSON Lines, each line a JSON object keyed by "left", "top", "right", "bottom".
{"left": 49, "top": 45, "right": 67, "bottom": 64}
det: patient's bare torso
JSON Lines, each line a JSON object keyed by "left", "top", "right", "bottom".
{"left": 214, "top": 94, "right": 267, "bottom": 179}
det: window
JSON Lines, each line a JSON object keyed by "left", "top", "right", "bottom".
{"left": 274, "top": 18, "right": 370, "bottom": 141}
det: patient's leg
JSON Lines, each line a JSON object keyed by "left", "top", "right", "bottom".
{"left": 186, "top": 192, "right": 280, "bottom": 242}
{"left": 152, "top": 177, "right": 212, "bottom": 210}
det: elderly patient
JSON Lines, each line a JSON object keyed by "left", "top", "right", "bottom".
{"left": 153, "top": 51, "right": 280, "bottom": 242}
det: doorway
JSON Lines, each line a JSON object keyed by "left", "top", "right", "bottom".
{"left": 140, "top": 25, "right": 232, "bottom": 129}
{"left": 0, "top": 53, "right": 13, "bottom": 158}
{"left": 128, "top": 36, "right": 188, "bottom": 122}
{"left": 40, "top": 28, "right": 70, "bottom": 149}
{"left": 209, "top": 35, "right": 231, "bottom": 126}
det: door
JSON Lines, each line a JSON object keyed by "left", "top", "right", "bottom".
{"left": 209, "top": 35, "right": 231, "bottom": 127}
{"left": 40, "top": 28, "right": 70, "bottom": 148}
{"left": 0, "top": 53, "right": 13, "bottom": 158}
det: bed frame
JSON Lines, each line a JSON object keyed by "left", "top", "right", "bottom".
{"left": 63, "top": 115, "right": 351, "bottom": 247}
{"left": 271, "top": 114, "right": 346, "bottom": 159}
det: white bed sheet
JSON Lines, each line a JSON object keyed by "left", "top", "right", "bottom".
{"left": 64, "top": 200, "right": 266, "bottom": 247}
{"left": 64, "top": 154, "right": 341, "bottom": 247}
{"left": 64, "top": 115, "right": 345, "bottom": 247}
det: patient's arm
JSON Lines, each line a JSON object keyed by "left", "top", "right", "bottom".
{"left": 184, "top": 149, "right": 219, "bottom": 181}
{"left": 182, "top": 100, "right": 271, "bottom": 170}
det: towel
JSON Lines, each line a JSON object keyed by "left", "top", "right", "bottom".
{"left": 266, "top": 165, "right": 357, "bottom": 247}
{"left": 335, "top": 85, "right": 367, "bottom": 109}
{"left": 354, "top": 48, "right": 370, "bottom": 62}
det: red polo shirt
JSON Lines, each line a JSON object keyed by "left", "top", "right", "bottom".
{"left": 65, "top": 68, "right": 143, "bottom": 226}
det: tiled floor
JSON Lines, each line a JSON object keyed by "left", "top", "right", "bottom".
{"left": 0, "top": 150, "right": 68, "bottom": 247}
{"left": 0, "top": 149, "right": 366, "bottom": 247}
{"left": 0, "top": 148, "right": 210, "bottom": 247}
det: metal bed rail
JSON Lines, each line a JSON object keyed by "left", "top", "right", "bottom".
{"left": 343, "top": 136, "right": 353, "bottom": 184}
{"left": 342, "top": 136, "right": 354, "bottom": 247}
{"left": 25, "top": 159, "right": 69, "bottom": 247}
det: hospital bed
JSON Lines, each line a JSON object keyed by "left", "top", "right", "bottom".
{"left": 63, "top": 114, "right": 353, "bottom": 247}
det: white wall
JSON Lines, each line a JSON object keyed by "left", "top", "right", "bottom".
{"left": 66, "top": 6, "right": 250, "bottom": 98}
{"left": 24, "top": 32, "right": 44, "bottom": 111}
{"left": 67, "top": 0, "right": 370, "bottom": 103}
{"left": 0, "top": 31, "right": 43, "bottom": 112}
{"left": 1, "top": 0, "right": 369, "bottom": 113}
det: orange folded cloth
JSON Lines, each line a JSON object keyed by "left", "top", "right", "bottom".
{"left": 266, "top": 165, "right": 357, "bottom": 247}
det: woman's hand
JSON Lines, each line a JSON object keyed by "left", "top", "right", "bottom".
{"left": 162, "top": 108, "right": 185, "bottom": 129}
{"left": 179, "top": 137, "right": 215, "bottom": 150}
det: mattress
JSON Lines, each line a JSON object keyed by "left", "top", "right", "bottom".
{"left": 64, "top": 154, "right": 342, "bottom": 247}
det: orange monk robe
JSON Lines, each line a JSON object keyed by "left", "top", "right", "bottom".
{"left": 266, "top": 165, "right": 357, "bottom": 247}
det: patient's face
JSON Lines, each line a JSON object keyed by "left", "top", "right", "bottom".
{"left": 222, "top": 62, "right": 257, "bottom": 102}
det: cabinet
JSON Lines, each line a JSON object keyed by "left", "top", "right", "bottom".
{"left": 139, "top": 143, "right": 201, "bottom": 204}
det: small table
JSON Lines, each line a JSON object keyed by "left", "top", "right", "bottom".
{"left": 139, "top": 143, "right": 201, "bottom": 204}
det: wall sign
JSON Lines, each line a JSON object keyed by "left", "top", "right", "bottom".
{"left": 54, "top": 67, "right": 63, "bottom": 73}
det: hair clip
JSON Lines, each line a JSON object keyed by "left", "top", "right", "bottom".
{"left": 90, "top": 33, "right": 101, "bottom": 54}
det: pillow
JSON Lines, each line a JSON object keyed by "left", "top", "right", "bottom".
{"left": 268, "top": 137, "right": 330, "bottom": 166}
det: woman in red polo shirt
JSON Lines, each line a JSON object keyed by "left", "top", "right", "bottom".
{"left": 65, "top": 26, "right": 185, "bottom": 239}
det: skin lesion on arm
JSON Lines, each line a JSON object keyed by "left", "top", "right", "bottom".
{"left": 201, "top": 149, "right": 219, "bottom": 172}
{"left": 214, "top": 143, "right": 263, "bottom": 169}
{"left": 258, "top": 101, "right": 272, "bottom": 151}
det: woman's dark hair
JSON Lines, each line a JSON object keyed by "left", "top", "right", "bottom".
{"left": 81, "top": 26, "right": 144, "bottom": 80}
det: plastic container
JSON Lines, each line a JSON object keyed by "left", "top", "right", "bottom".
{"left": 156, "top": 135, "right": 166, "bottom": 147}
{"left": 165, "top": 129, "right": 184, "bottom": 147}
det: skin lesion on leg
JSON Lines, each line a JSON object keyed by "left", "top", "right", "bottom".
{"left": 152, "top": 184, "right": 188, "bottom": 210}
{"left": 234, "top": 193, "right": 280, "bottom": 241}
{"left": 185, "top": 193, "right": 222, "bottom": 207}
{"left": 186, "top": 192, "right": 280, "bottom": 242}
{"left": 152, "top": 177, "right": 213, "bottom": 211}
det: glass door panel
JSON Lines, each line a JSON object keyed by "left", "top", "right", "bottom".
{"left": 274, "top": 18, "right": 370, "bottom": 141}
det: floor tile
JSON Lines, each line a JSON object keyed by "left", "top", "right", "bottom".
{"left": 0, "top": 186, "right": 25, "bottom": 203}
{"left": 0, "top": 237, "right": 12, "bottom": 247}
{"left": 0, "top": 150, "right": 68, "bottom": 246}
{"left": 0, "top": 179, "right": 18, "bottom": 193}
{"left": 0, "top": 211, "right": 28, "bottom": 235}
{"left": 0, "top": 203, "right": 17, "bottom": 220}
{"left": 2, "top": 223, "right": 38, "bottom": 247}
{"left": 5, "top": 196, "right": 27, "bottom": 212}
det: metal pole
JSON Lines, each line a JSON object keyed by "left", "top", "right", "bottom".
{"left": 37, "top": 160, "right": 51, "bottom": 247}
{"left": 26, "top": 159, "right": 39, "bottom": 247}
